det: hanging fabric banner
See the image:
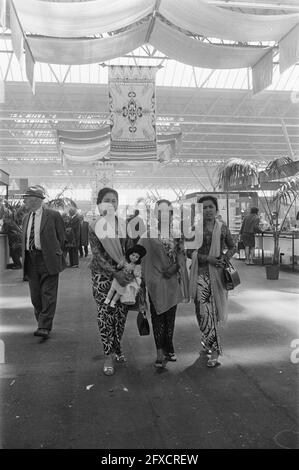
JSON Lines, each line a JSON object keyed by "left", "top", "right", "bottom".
{"left": 252, "top": 50, "right": 273, "bottom": 94}
{"left": 12, "top": 0, "right": 299, "bottom": 43}
{"left": 0, "top": 0, "right": 6, "bottom": 28}
{"left": 109, "top": 66, "right": 158, "bottom": 159}
{"left": 57, "top": 124, "right": 180, "bottom": 162}
{"left": 279, "top": 24, "right": 299, "bottom": 74}
{"left": 25, "top": 41, "right": 35, "bottom": 94}
{"left": 10, "top": 0, "right": 24, "bottom": 64}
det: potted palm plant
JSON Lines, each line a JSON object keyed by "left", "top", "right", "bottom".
{"left": 217, "top": 157, "right": 299, "bottom": 279}
{"left": 46, "top": 186, "right": 77, "bottom": 212}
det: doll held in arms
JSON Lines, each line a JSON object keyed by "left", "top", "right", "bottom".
{"left": 104, "top": 245, "right": 147, "bottom": 308}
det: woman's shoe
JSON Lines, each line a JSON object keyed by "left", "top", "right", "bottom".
{"left": 165, "top": 353, "right": 177, "bottom": 362}
{"left": 115, "top": 353, "right": 126, "bottom": 363}
{"left": 103, "top": 365, "right": 115, "bottom": 376}
{"left": 103, "top": 356, "right": 114, "bottom": 375}
{"left": 207, "top": 355, "right": 221, "bottom": 368}
{"left": 154, "top": 358, "right": 167, "bottom": 369}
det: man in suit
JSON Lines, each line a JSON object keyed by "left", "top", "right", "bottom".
{"left": 68, "top": 207, "right": 80, "bottom": 267}
{"left": 22, "top": 186, "right": 66, "bottom": 339}
{"left": 78, "top": 214, "right": 89, "bottom": 257}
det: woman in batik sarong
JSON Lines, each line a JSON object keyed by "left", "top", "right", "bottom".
{"left": 189, "top": 195, "right": 236, "bottom": 367}
{"left": 89, "top": 187, "right": 141, "bottom": 376}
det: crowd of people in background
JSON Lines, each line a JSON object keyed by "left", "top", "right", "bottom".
{"left": 0, "top": 196, "right": 90, "bottom": 271}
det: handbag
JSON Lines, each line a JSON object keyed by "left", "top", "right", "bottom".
{"left": 223, "top": 259, "right": 241, "bottom": 290}
{"left": 137, "top": 311, "right": 150, "bottom": 336}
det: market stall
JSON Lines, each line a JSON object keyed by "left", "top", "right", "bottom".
{"left": 255, "top": 231, "right": 299, "bottom": 271}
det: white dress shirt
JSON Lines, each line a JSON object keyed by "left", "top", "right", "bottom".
{"left": 26, "top": 206, "right": 43, "bottom": 250}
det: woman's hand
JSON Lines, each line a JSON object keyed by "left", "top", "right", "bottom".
{"left": 176, "top": 252, "right": 186, "bottom": 265}
{"left": 162, "top": 263, "right": 179, "bottom": 279}
{"left": 207, "top": 256, "right": 218, "bottom": 266}
{"left": 207, "top": 256, "right": 226, "bottom": 268}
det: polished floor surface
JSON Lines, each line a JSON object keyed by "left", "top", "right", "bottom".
{"left": 0, "top": 258, "right": 298, "bottom": 449}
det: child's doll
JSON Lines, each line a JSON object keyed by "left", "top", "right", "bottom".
{"left": 104, "top": 245, "right": 146, "bottom": 307}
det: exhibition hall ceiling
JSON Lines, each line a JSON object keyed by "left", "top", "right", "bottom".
{"left": 0, "top": 0, "right": 298, "bottom": 190}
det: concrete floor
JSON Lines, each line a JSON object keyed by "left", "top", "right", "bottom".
{"left": 0, "top": 257, "right": 298, "bottom": 449}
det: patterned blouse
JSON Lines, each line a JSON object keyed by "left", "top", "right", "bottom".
{"left": 197, "top": 222, "right": 236, "bottom": 274}
{"left": 89, "top": 225, "right": 146, "bottom": 309}
{"left": 159, "top": 227, "right": 185, "bottom": 265}
{"left": 88, "top": 227, "right": 127, "bottom": 279}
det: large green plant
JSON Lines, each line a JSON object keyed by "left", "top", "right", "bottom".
{"left": 218, "top": 157, "right": 299, "bottom": 265}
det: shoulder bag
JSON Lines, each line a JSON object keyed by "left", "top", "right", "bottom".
{"left": 223, "top": 259, "right": 241, "bottom": 290}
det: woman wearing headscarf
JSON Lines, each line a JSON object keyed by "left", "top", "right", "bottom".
{"left": 189, "top": 195, "right": 236, "bottom": 367}
{"left": 89, "top": 187, "right": 131, "bottom": 376}
{"left": 139, "top": 199, "right": 189, "bottom": 368}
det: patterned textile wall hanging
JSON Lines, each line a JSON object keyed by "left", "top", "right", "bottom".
{"left": 109, "top": 65, "right": 158, "bottom": 160}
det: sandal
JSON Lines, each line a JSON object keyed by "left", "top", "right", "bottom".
{"left": 115, "top": 353, "right": 126, "bottom": 363}
{"left": 154, "top": 358, "right": 167, "bottom": 369}
{"left": 207, "top": 357, "right": 221, "bottom": 368}
{"left": 103, "top": 365, "right": 115, "bottom": 376}
{"left": 165, "top": 353, "right": 177, "bottom": 362}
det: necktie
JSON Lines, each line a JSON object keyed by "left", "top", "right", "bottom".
{"left": 29, "top": 212, "right": 36, "bottom": 250}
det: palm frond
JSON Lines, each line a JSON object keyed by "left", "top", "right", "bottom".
{"left": 273, "top": 176, "right": 299, "bottom": 205}
{"left": 47, "top": 197, "right": 77, "bottom": 210}
{"left": 264, "top": 156, "right": 298, "bottom": 180}
{"left": 217, "top": 158, "right": 258, "bottom": 190}
{"left": 47, "top": 186, "right": 77, "bottom": 211}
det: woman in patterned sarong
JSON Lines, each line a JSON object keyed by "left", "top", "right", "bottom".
{"left": 89, "top": 187, "right": 138, "bottom": 376}
{"left": 189, "top": 195, "right": 236, "bottom": 367}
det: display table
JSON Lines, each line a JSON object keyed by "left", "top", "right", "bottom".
{"left": 0, "top": 233, "right": 9, "bottom": 273}
{"left": 255, "top": 231, "right": 299, "bottom": 271}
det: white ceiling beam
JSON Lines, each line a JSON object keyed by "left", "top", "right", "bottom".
{"left": 1, "top": 117, "right": 299, "bottom": 128}
{"left": 182, "top": 140, "right": 299, "bottom": 144}
{"left": 206, "top": 1, "right": 299, "bottom": 12}
{"left": 203, "top": 165, "right": 217, "bottom": 191}
{"left": 2, "top": 110, "right": 299, "bottom": 122}
{"left": 180, "top": 154, "right": 278, "bottom": 158}
{"left": 2, "top": 130, "right": 299, "bottom": 139}
{"left": 182, "top": 131, "right": 299, "bottom": 136}
{"left": 3, "top": 142, "right": 296, "bottom": 149}
{"left": 281, "top": 119, "right": 295, "bottom": 159}
{"left": 188, "top": 168, "right": 209, "bottom": 191}
{"left": 4, "top": 53, "right": 13, "bottom": 81}
{"left": 62, "top": 66, "right": 72, "bottom": 84}
{"left": 48, "top": 64, "right": 61, "bottom": 84}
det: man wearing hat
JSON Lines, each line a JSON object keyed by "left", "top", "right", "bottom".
{"left": 22, "top": 186, "right": 66, "bottom": 339}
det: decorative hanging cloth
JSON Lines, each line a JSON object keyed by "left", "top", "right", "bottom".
{"left": 109, "top": 65, "right": 158, "bottom": 159}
